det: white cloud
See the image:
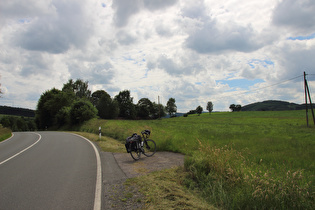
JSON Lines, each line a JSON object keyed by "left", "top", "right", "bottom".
{"left": 0, "top": 0, "right": 315, "bottom": 112}
{"left": 272, "top": 0, "right": 315, "bottom": 34}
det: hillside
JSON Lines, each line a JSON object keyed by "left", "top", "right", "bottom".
{"left": 0, "top": 105, "right": 35, "bottom": 117}
{"left": 242, "top": 100, "right": 310, "bottom": 111}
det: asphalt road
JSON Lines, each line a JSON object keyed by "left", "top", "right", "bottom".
{"left": 0, "top": 132, "right": 102, "bottom": 210}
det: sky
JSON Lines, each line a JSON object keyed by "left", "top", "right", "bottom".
{"left": 1, "top": 0, "right": 315, "bottom": 112}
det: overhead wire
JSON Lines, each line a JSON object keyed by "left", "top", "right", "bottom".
{"left": 181, "top": 74, "right": 305, "bottom": 102}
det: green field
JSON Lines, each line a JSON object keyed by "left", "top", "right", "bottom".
{"left": 80, "top": 110, "right": 314, "bottom": 209}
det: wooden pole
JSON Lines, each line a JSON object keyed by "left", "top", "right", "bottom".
{"left": 304, "top": 72, "right": 309, "bottom": 127}
{"left": 306, "top": 80, "right": 315, "bottom": 126}
{"left": 158, "top": 96, "right": 161, "bottom": 119}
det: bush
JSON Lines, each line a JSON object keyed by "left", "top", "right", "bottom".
{"left": 55, "top": 106, "right": 71, "bottom": 127}
{"left": 70, "top": 99, "right": 97, "bottom": 124}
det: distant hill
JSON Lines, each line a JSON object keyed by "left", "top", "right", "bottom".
{"left": 242, "top": 100, "right": 312, "bottom": 111}
{"left": 0, "top": 106, "right": 35, "bottom": 117}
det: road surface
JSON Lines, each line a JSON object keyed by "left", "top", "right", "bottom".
{"left": 0, "top": 132, "right": 101, "bottom": 210}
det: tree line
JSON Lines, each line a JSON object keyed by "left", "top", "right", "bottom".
{"left": 0, "top": 116, "right": 36, "bottom": 131}
{"left": 0, "top": 106, "right": 35, "bottom": 117}
{"left": 35, "top": 79, "right": 174, "bottom": 130}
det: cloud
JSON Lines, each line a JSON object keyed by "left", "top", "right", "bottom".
{"left": 147, "top": 54, "right": 202, "bottom": 76}
{"left": 185, "top": 19, "right": 263, "bottom": 54}
{"left": 116, "top": 30, "right": 138, "bottom": 45}
{"left": 180, "top": 0, "right": 207, "bottom": 20}
{"left": 272, "top": 0, "right": 315, "bottom": 33}
{"left": 1, "top": 0, "right": 315, "bottom": 112}
{"left": 0, "top": 0, "right": 56, "bottom": 25}
{"left": 112, "top": 0, "right": 142, "bottom": 27}
{"left": 143, "top": 0, "right": 178, "bottom": 11}
{"left": 12, "top": 0, "right": 93, "bottom": 54}
{"left": 112, "top": 0, "right": 178, "bottom": 27}
{"left": 274, "top": 40, "right": 315, "bottom": 80}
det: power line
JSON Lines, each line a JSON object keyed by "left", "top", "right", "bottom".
{"left": 241, "top": 75, "right": 303, "bottom": 95}
{"left": 181, "top": 74, "right": 305, "bottom": 102}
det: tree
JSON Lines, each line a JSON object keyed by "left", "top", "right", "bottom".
{"left": 97, "top": 93, "right": 119, "bottom": 119}
{"left": 187, "top": 110, "right": 197, "bottom": 115}
{"left": 166, "top": 98, "right": 177, "bottom": 117}
{"left": 62, "top": 79, "right": 91, "bottom": 99}
{"left": 235, "top": 104, "right": 242, "bottom": 112}
{"left": 91, "top": 90, "right": 110, "bottom": 107}
{"left": 136, "top": 98, "right": 154, "bottom": 119}
{"left": 36, "top": 88, "right": 73, "bottom": 129}
{"left": 114, "top": 90, "right": 136, "bottom": 119}
{"left": 55, "top": 106, "right": 71, "bottom": 127}
{"left": 206, "top": 101, "right": 213, "bottom": 114}
{"left": 229, "top": 104, "right": 242, "bottom": 112}
{"left": 70, "top": 99, "right": 97, "bottom": 124}
{"left": 196, "top": 105, "right": 203, "bottom": 116}
{"left": 151, "top": 102, "right": 166, "bottom": 119}
{"left": 229, "top": 104, "right": 236, "bottom": 112}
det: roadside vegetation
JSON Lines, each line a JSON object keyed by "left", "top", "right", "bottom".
{"left": 77, "top": 110, "right": 314, "bottom": 209}
{"left": 0, "top": 124, "right": 11, "bottom": 142}
{"left": 1, "top": 78, "right": 314, "bottom": 209}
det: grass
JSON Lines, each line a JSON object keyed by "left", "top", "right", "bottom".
{"left": 77, "top": 110, "right": 315, "bottom": 209}
{"left": 71, "top": 131, "right": 126, "bottom": 153}
{"left": 0, "top": 125, "right": 11, "bottom": 142}
{"left": 126, "top": 167, "right": 215, "bottom": 209}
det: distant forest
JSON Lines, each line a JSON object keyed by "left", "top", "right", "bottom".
{"left": 0, "top": 106, "right": 35, "bottom": 118}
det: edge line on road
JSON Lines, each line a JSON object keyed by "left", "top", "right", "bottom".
{"left": 70, "top": 133, "right": 102, "bottom": 210}
{"left": 0, "top": 132, "right": 41, "bottom": 166}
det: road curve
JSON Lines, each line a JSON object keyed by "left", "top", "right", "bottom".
{"left": 0, "top": 132, "right": 101, "bottom": 210}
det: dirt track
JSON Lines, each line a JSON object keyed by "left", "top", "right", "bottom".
{"left": 113, "top": 151, "right": 185, "bottom": 178}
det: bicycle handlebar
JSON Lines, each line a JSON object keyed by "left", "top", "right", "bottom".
{"left": 141, "top": 129, "right": 151, "bottom": 136}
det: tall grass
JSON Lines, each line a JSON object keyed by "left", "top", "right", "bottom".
{"left": 79, "top": 110, "right": 315, "bottom": 209}
{"left": 185, "top": 140, "right": 314, "bottom": 209}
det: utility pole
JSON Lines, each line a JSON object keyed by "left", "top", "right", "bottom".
{"left": 304, "top": 72, "right": 315, "bottom": 127}
{"left": 158, "top": 96, "right": 160, "bottom": 119}
{"left": 304, "top": 72, "right": 309, "bottom": 127}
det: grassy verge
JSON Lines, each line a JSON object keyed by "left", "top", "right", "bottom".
{"left": 71, "top": 132, "right": 126, "bottom": 153}
{"left": 74, "top": 132, "right": 215, "bottom": 209}
{"left": 127, "top": 167, "right": 215, "bottom": 209}
{"left": 0, "top": 125, "right": 11, "bottom": 142}
{"left": 76, "top": 110, "right": 315, "bottom": 209}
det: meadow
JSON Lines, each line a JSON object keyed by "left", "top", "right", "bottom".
{"left": 79, "top": 110, "right": 314, "bottom": 209}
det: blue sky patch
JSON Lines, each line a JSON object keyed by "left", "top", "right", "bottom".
{"left": 18, "top": 19, "right": 31, "bottom": 24}
{"left": 218, "top": 78, "right": 264, "bottom": 90}
{"left": 287, "top": 33, "right": 315, "bottom": 40}
{"left": 248, "top": 59, "right": 274, "bottom": 69}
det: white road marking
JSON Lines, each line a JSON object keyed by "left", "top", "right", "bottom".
{"left": 0, "top": 133, "right": 41, "bottom": 166}
{"left": 70, "top": 133, "right": 102, "bottom": 210}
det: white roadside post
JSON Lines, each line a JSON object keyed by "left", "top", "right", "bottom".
{"left": 99, "top": 126, "right": 101, "bottom": 140}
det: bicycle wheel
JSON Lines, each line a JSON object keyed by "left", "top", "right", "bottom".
{"left": 130, "top": 143, "right": 141, "bottom": 160}
{"left": 143, "top": 139, "right": 156, "bottom": 157}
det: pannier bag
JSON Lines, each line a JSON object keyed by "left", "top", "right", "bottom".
{"left": 125, "top": 133, "right": 141, "bottom": 153}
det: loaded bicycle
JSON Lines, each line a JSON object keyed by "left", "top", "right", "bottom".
{"left": 125, "top": 130, "right": 156, "bottom": 160}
